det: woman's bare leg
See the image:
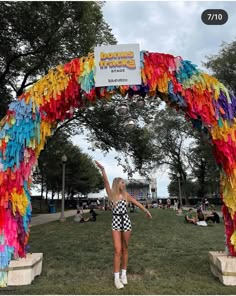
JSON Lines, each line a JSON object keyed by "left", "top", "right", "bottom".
{"left": 112, "top": 230, "right": 122, "bottom": 272}
{"left": 121, "top": 231, "right": 131, "bottom": 270}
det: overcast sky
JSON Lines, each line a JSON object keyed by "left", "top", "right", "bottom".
{"left": 73, "top": 1, "right": 236, "bottom": 197}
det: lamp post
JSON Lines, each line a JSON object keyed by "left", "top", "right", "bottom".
{"left": 176, "top": 173, "right": 183, "bottom": 209}
{"left": 40, "top": 162, "right": 46, "bottom": 213}
{"left": 201, "top": 157, "right": 206, "bottom": 199}
{"left": 60, "top": 154, "right": 67, "bottom": 222}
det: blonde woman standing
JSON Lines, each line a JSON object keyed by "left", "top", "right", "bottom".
{"left": 95, "top": 161, "right": 152, "bottom": 289}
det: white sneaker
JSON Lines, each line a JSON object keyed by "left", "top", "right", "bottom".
{"left": 114, "top": 278, "right": 124, "bottom": 289}
{"left": 120, "top": 275, "right": 128, "bottom": 285}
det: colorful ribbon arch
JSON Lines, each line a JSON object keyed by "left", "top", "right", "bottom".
{"left": 0, "top": 50, "right": 236, "bottom": 286}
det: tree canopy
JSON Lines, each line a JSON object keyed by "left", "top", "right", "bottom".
{"left": 34, "top": 131, "right": 104, "bottom": 198}
{"left": 0, "top": 1, "right": 116, "bottom": 118}
{"left": 204, "top": 40, "right": 236, "bottom": 92}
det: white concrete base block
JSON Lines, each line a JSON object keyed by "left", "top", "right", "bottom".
{"left": 7, "top": 253, "right": 43, "bottom": 286}
{"left": 209, "top": 251, "right": 236, "bottom": 285}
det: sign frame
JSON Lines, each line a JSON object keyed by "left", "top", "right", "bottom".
{"left": 94, "top": 44, "right": 141, "bottom": 87}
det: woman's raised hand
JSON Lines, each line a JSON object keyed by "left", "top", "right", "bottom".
{"left": 95, "top": 161, "right": 104, "bottom": 171}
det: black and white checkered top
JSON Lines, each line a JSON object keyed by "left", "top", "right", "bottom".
{"left": 111, "top": 199, "right": 132, "bottom": 232}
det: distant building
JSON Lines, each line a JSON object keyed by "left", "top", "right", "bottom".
{"left": 87, "top": 190, "right": 106, "bottom": 200}
{"left": 124, "top": 179, "right": 157, "bottom": 200}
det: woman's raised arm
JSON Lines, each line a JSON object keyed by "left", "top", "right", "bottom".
{"left": 95, "top": 161, "right": 112, "bottom": 200}
{"left": 126, "top": 193, "right": 152, "bottom": 219}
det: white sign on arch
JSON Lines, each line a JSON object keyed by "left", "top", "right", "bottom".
{"left": 94, "top": 44, "right": 141, "bottom": 87}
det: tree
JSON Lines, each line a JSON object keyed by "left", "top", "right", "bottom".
{"left": 204, "top": 40, "right": 236, "bottom": 92}
{"left": 0, "top": 1, "right": 161, "bottom": 177}
{"left": 34, "top": 131, "right": 104, "bottom": 200}
{"left": 166, "top": 121, "right": 220, "bottom": 200}
{"left": 188, "top": 131, "right": 220, "bottom": 199}
{"left": 149, "top": 106, "right": 194, "bottom": 202}
{"left": 0, "top": 1, "right": 116, "bottom": 118}
{"left": 64, "top": 146, "right": 104, "bottom": 196}
{"left": 67, "top": 95, "right": 161, "bottom": 176}
{"left": 168, "top": 177, "right": 197, "bottom": 200}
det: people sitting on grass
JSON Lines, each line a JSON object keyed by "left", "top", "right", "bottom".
{"left": 205, "top": 207, "right": 220, "bottom": 223}
{"left": 196, "top": 208, "right": 208, "bottom": 226}
{"left": 185, "top": 208, "right": 197, "bottom": 224}
{"left": 197, "top": 208, "right": 205, "bottom": 221}
{"left": 185, "top": 207, "right": 220, "bottom": 226}
{"left": 89, "top": 208, "right": 98, "bottom": 222}
{"left": 74, "top": 208, "right": 98, "bottom": 223}
{"left": 74, "top": 210, "right": 90, "bottom": 223}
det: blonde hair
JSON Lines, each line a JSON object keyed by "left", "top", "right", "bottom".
{"left": 111, "top": 178, "right": 127, "bottom": 204}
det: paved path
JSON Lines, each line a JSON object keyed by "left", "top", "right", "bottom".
{"left": 31, "top": 209, "right": 89, "bottom": 227}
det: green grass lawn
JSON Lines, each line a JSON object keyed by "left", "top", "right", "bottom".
{"left": 2, "top": 209, "right": 236, "bottom": 295}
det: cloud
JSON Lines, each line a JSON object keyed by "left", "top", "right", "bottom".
{"left": 73, "top": 134, "right": 142, "bottom": 182}
{"left": 102, "top": 1, "right": 236, "bottom": 69}
{"left": 71, "top": 1, "right": 235, "bottom": 197}
{"left": 72, "top": 133, "right": 165, "bottom": 193}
